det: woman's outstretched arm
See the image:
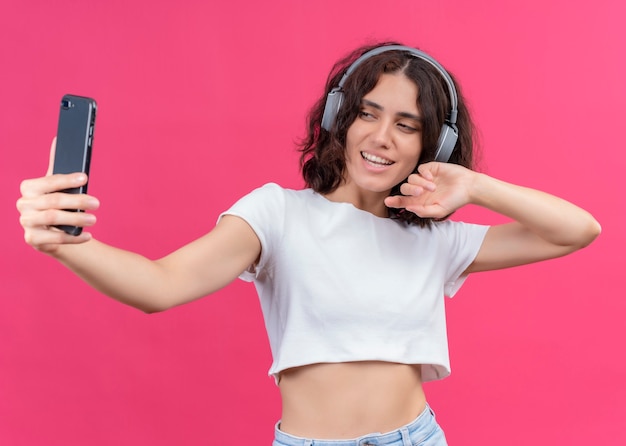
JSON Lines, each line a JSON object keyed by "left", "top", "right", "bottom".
{"left": 17, "top": 140, "right": 261, "bottom": 313}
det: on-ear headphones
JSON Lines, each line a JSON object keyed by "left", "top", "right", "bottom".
{"left": 320, "top": 45, "right": 459, "bottom": 163}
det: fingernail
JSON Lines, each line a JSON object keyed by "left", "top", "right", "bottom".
{"left": 75, "top": 174, "right": 87, "bottom": 183}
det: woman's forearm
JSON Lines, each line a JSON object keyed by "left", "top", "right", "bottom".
{"left": 469, "top": 172, "right": 601, "bottom": 248}
{"left": 52, "top": 239, "right": 174, "bottom": 313}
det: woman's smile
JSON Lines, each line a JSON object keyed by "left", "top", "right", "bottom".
{"left": 361, "top": 151, "right": 394, "bottom": 167}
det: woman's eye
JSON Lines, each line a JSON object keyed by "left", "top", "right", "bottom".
{"left": 398, "top": 122, "right": 419, "bottom": 132}
{"left": 359, "top": 111, "right": 375, "bottom": 120}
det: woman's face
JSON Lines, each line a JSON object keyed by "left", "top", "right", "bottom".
{"left": 343, "top": 72, "right": 423, "bottom": 197}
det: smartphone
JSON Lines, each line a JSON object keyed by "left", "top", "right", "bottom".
{"left": 52, "top": 94, "right": 97, "bottom": 235}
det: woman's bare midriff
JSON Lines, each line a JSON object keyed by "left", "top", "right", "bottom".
{"left": 277, "top": 361, "right": 427, "bottom": 439}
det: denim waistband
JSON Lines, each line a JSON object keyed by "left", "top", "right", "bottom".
{"left": 273, "top": 404, "right": 444, "bottom": 446}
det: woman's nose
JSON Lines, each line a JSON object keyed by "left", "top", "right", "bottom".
{"left": 371, "top": 120, "right": 392, "bottom": 148}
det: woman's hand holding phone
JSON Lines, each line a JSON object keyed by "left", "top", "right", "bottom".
{"left": 16, "top": 138, "right": 100, "bottom": 255}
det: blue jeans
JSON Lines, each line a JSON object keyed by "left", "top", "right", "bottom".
{"left": 272, "top": 405, "right": 448, "bottom": 446}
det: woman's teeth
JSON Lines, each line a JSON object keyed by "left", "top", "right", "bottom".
{"left": 361, "top": 152, "right": 393, "bottom": 166}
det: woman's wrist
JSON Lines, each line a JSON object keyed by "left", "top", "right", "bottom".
{"left": 466, "top": 170, "right": 491, "bottom": 208}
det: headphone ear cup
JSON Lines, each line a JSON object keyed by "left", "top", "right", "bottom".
{"left": 321, "top": 88, "right": 344, "bottom": 131}
{"left": 433, "top": 123, "right": 459, "bottom": 163}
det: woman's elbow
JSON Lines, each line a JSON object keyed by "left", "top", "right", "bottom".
{"left": 130, "top": 296, "right": 175, "bottom": 314}
{"left": 141, "top": 306, "right": 166, "bottom": 315}
{"left": 140, "top": 300, "right": 178, "bottom": 314}
{"left": 572, "top": 216, "right": 602, "bottom": 250}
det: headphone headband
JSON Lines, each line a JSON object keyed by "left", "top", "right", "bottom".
{"left": 338, "top": 45, "right": 458, "bottom": 121}
{"left": 320, "top": 45, "right": 460, "bottom": 163}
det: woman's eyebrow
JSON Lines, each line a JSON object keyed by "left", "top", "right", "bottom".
{"left": 361, "top": 99, "right": 422, "bottom": 122}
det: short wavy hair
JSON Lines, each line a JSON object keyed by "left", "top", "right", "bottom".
{"left": 299, "top": 41, "right": 477, "bottom": 227}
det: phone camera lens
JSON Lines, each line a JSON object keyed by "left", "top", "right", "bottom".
{"left": 61, "top": 99, "right": 72, "bottom": 109}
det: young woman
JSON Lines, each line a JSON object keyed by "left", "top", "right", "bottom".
{"left": 17, "top": 43, "right": 600, "bottom": 445}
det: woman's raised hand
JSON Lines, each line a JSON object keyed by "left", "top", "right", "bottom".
{"left": 16, "top": 138, "right": 100, "bottom": 254}
{"left": 384, "top": 162, "right": 476, "bottom": 219}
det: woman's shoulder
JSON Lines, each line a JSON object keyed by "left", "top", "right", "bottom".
{"left": 425, "top": 219, "right": 490, "bottom": 249}
{"left": 246, "top": 182, "right": 313, "bottom": 200}
{"left": 231, "top": 183, "right": 315, "bottom": 213}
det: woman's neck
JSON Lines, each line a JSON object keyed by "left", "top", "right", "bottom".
{"left": 322, "top": 183, "right": 390, "bottom": 218}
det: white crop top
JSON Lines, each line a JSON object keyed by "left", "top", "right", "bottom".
{"left": 219, "top": 183, "right": 489, "bottom": 382}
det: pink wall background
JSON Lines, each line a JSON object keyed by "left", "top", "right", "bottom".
{"left": 1, "top": 1, "right": 624, "bottom": 444}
